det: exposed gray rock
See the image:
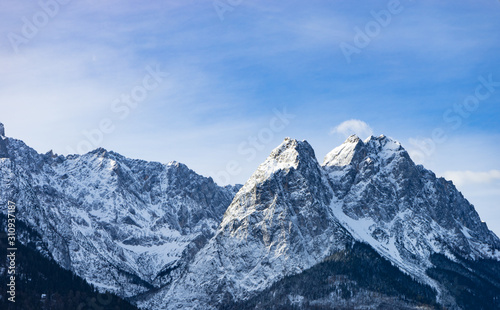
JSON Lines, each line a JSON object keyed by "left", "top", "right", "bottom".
{"left": 141, "top": 135, "right": 500, "bottom": 309}
{"left": 1, "top": 132, "right": 499, "bottom": 310}
{"left": 0, "top": 137, "right": 237, "bottom": 297}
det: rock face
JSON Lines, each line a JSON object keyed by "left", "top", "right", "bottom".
{"left": 142, "top": 138, "right": 353, "bottom": 309}
{"left": 140, "top": 136, "right": 500, "bottom": 310}
{"left": 322, "top": 135, "right": 500, "bottom": 307}
{"left": 324, "top": 135, "right": 500, "bottom": 273}
{"left": 0, "top": 127, "right": 239, "bottom": 297}
{"left": 1, "top": 126, "right": 499, "bottom": 310}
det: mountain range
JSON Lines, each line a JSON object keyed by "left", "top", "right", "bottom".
{"left": 1, "top": 123, "right": 499, "bottom": 309}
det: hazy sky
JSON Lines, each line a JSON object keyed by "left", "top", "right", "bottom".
{"left": 1, "top": 0, "right": 499, "bottom": 235}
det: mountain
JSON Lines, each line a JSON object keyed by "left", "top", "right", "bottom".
{"left": 0, "top": 214, "right": 140, "bottom": 310}
{"left": 138, "top": 135, "right": 500, "bottom": 309}
{"left": 322, "top": 135, "right": 500, "bottom": 309}
{"left": 1, "top": 123, "right": 499, "bottom": 310}
{"left": 0, "top": 123, "right": 240, "bottom": 298}
{"left": 323, "top": 135, "right": 500, "bottom": 275}
{"left": 139, "top": 138, "right": 354, "bottom": 309}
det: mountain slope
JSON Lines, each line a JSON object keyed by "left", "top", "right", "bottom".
{"left": 0, "top": 124, "right": 239, "bottom": 298}
{"left": 138, "top": 138, "right": 353, "bottom": 309}
{"left": 141, "top": 135, "right": 500, "bottom": 309}
{"left": 0, "top": 213, "right": 139, "bottom": 310}
{"left": 224, "top": 242, "right": 440, "bottom": 310}
{"left": 1, "top": 123, "right": 499, "bottom": 310}
{"left": 323, "top": 135, "right": 500, "bottom": 304}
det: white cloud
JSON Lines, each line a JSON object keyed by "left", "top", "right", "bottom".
{"left": 443, "top": 170, "right": 500, "bottom": 187}
{"left": 330, "top": 119, "right": 373, "bottom": 139}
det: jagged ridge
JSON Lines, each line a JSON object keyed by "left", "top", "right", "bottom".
{"left": 141, "top": 135, "right": 500, "bottom": 309}
{"left": 0, "top": 123, "right": 239, "bottom": 298}
{"left": 1, "top": 122, "right": 499, "bottom": 310}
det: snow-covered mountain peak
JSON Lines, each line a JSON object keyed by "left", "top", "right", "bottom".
{"left": 167, "top": 160, "right": 180, "bottom": 166}
{"left": 3, "top": 130, "right": 500, "bottom": 310}
{"left": 269, "top": 137, "right": 315, "bottom": 163}
{"left": 154, "top": 137, "right": 351, "bottom": 310}
{"left": 324, "top": 134, "right": 408, "bottom": 168}
{"left": 363, "top": 134, "right": 387, "bottom": 143}
{"left": 0, "top": 134, "right": 240, "bottom": 298}
{"left": 361, "top": 135, "right": 408, "bottom": 168}
{"left": 222, "top": 137, "right": 327, "bottom": 224}
{"left": 88, "top": 147, "right": 109, "bottom": 156}
{"left": 364, "top": 135, "right": 403, "bottom": 152}
{"left": 240, "top": 138, "right": 317, "bottom": 187}
{"left": 345, "top": 134, "right": 361, "bottom": 143}
{"left": 320, "top": 134, "right": 500, "bottom": 289}
{"left": 323, "top": 134, "right": 365, "bottom": 167}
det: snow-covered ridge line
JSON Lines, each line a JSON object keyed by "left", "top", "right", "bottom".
{"left": 0, "top": 123, "right": 238, "bottom": 298}
{"left": 141, "top": 135, "right": 500, "bottom": 309}
{"left": 1, "top": 122, "right": 499, "bottom": 309}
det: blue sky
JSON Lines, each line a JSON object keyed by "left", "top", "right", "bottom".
{"left": 1, "top": 0, "right": 499, "bottom": 234}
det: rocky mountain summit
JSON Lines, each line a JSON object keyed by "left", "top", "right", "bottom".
{"left": 139, "top": 135, "right": 500, "bottom": 309}
{"left": 324, "top": 135, "right": 500, "bottom": 269}
{"left": 1, "top": 123, "right": 499, "bottom": 309}
{"left": 0, "top": 123, "right": 239, "bottom": 297}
